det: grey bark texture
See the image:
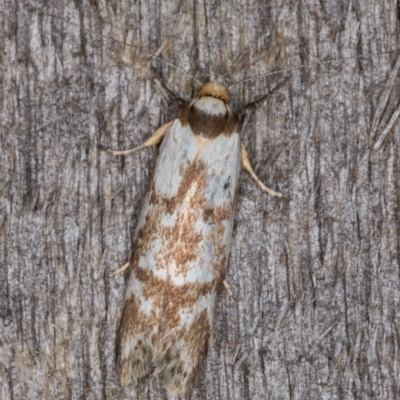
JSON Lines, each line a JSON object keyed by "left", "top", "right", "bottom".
{"left": 1, "top": 0, "right": 400, "bottom": 399}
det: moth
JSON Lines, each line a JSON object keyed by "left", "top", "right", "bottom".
{"left": 109, "top": 81, "right": 283, "bottom": 398}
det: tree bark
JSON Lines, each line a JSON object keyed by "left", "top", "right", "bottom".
{"left": 1, "top": 0, "right": 400, "bottom": 399}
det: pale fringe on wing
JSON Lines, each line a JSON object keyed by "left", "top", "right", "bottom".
{"left": 118, "top": 332, "right": 158, "bottom": 386}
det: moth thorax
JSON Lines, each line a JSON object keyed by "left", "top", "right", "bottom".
{"left": 178, "top": 82, "right": 237, "bottom": 139}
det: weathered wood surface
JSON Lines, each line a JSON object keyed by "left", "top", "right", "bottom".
{"left": 1, "top": 0, "right": 399, "bottom": 399}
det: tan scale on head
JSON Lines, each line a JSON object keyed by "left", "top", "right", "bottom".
{"left": 198, "top": 82, "right": 229, "bottom": 103}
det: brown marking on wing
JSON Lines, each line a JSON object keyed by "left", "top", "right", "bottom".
{"left": 129, "top": 161, "right": 209, "bottom": 283}
{"left": 141, "top": 160, "right": 235, "bottom": 317}
{"left": 162, "top": 281, "right": 215, "bottom": 329}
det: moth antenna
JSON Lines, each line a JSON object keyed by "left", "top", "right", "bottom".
{"left": 44, "top": 12, "right": 202, "bottom": 86}
{"left": 228, "top": 48, "right": 400, "bottom": 89}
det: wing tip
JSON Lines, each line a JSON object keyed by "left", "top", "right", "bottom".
{"left": 153, "top": 336, "right": 210, "bottom": 399}
{"left": 117, "top": 331, "right": 211, "bottom": 399}
{"left": 117, "top": 334, "right": 155, "bottom": 386}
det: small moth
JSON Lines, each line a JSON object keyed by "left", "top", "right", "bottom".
{"left": 110, "top": 81, "right": 283, "bottom": 398}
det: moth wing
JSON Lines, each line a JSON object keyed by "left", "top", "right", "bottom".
{"left": 117, "top": 119, "right": 241, "bottom": 398}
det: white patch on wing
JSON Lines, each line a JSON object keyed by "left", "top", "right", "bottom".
{"left": 161, "top": 211, "right": 177, "bottom": 227}
{"left": 153, "top": 120, "right": 198, "bottom": 198}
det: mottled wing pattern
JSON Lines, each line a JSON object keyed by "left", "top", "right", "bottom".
{"left": 117, "top": 119, "right": 241, "bottom": 397}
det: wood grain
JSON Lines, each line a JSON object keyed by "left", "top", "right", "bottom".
{"left": 1, "top": 0, "right": 399, "bottom": 398}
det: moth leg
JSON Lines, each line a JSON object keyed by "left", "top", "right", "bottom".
{"left": 241, "top": 143, "right": 283, "bottom": 198}
{"left": 109, "top": 262, "right": 129, "bottom": 277}
{"left": 106, "top": 121, "right": 173, "bottom": 156}
{"left": 223, "top": 280, "right": 235, "bottom": 302}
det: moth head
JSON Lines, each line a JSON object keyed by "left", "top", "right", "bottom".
{"left": 198, "top": 82, "right": 229, "bottom": 104}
